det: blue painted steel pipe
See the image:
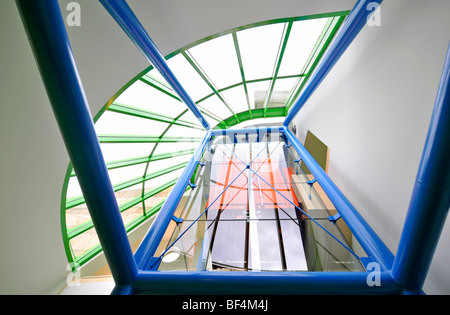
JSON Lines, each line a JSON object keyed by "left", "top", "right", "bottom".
{"left": 392, "top": 44, "right": 450, "bottom": 291}
{"left": 134, "top": 131, "right": 213, "bottom": 270}
{"left": 283, "top": 0, "right": 383, "bottom": 127}
{"left": 99, "top": 0, "right": 210, "bottom": 131}
{"left": 283, "top": 127, "right": 394, "bottom": 271}
{"left": 16, "top": 0, "right": 138, "bottom": 288}
{"left": 134, "top": 271, "right": 399, "bottom": 295}
{"left": 214, "top": 127, "right": 284, "bottom": 136}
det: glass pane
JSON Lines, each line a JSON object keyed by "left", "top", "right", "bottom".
{"left": 95, "top": 111, "right": 169, "bottom": 136}
{"left": 198, "top": 94, "right": 234, "bottom": 121}
{"left": 237, "top": 23, "right": 285, "bottom": 81}
{"left": 269, "top": 77, "right": 299, "bottom": 107}
{"left": 100, "top": 143, "right": 154, "bottom": 163}
{"left": 115, "top": 79, "right": 186, "bottom": 117}
{"left": 167, "top": 54, "right": 212, "bottom": 101}
{"left": 278, "top": 18, "right": 328, "bottom": 77}
{"left": 163, "top": 124, "right": 207, "bottom": 139}
{"left": 187, "top": 34, "right": 242, "bottom": 89}
{"left": 70, "top": 228, "right": 100, "bottom": 260}
{"left": 107, "top": 163, "right": 147, "bottom": 187}
{"left": 66, "top": 176, "right": 83, "bottom": 199}
{"left": 220, "top": 85, "right": 249, "bottom": 114}
{"left": 65, "top": 203, "right": 90, "bottom": 230}
{"left": 247, "top": 80, "right": 271, "bottom": 110}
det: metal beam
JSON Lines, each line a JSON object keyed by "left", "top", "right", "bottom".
{"left": 134, "top": 270, "right": 399, "bottom": 295}
{"left": 283, "top": 0, "right": 383, "bottom": 127}
{"left": 99, "top": 0, "right": 210, "bottom": 131}
{"left": 16, "top": 0, "right": 137, "bottom": 288}
{"left": 392, "top": 43, "right": 450, "bottom": 291}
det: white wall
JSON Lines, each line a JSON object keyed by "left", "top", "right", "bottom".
{"left": 0, "top": 0, "right": 355, "bottom": 294}
{"left": 292, "top": 0, "right": 450, "bottom": 294}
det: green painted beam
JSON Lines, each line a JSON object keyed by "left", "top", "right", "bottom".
{"left": 220, "top": 107, "right": 286, "bottom": 127}
{"left": 263, "top": 21, "right": 293, "bottom": 117}
{"left": 108, "top": 103, "right": 203, "bottom": 130}
{"left": 70, "top": 149, "right": 195, "bottom": 176}
{"left": 66, "top": 162, "right": 188, "bottom": 209}
{"left": 140, "top": 75, "right": 181, "bottom": 102}
{"left": 98, "top": 135, "right": 202, "bottom": 143}
{"left": 73, "top": 200, "right": 166, "bottom": 265}
{"left": 232, "top": 30, "right": 252, "bottom": 119}
{"left": 182, "top": 51, "right": 240, "bottom": 123}
{"left": 67, "top": 178, "right": 178, "bottom": 240}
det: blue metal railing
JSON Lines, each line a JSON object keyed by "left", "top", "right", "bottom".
{"left": 16, "top": 0, "right": 449, "bottom": 295}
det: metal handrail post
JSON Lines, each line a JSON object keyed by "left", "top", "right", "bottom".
{"left": 99, "top": 0, "right": 210, "bottom": 131}
{"left": 392, "top": 44, "right": 450, "bottom": 291}
{"left": 16, "top": 0, "right": 138, "bottom": 289}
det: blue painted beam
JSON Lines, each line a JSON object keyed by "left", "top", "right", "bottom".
{"left": 16, "top": 0, "right": 138, "bottom": 288}
{"left": 134, "top": 270, "right": 399, "bottom": 295}
{"left": 283, "top": 127, "right": 394, "bottom": 270}
{"left": 284, "top": 0, "right": 383, "bottom": 127}
{"left": 134, "top": 131, "right": 213, "bottom": 270}
{"left": 392, "top": 44, "right": 450, "bottom": 291}
{"left": 99, "top": 0, "right": 210, "bottom": 131}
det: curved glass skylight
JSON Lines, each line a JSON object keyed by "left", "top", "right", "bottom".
{"left": 61, "top": 12, "right": 348, "bottom": 267}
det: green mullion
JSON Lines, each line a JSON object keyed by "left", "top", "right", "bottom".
{"left": 66, "top": 162, "right": 188, "bottom": 209}
{"left": 182, "top": 51, "right": 240, "bottom": 123}
{"left": 220, "top": 107, "right": 286, "bottom": 127}
{"left": 67, "top": 179, "right": 178, "bottom": 240}
{"left": 140, "top": 109, "right": 188, "bottom": 216}
{"left": 140, "top": 75, "right": 181, "bottom": 102}
{"left": 140, "top": 74, "right": 218, "bottom": 127}
{"left": 108, "top": 103, "right": 204, "bottom": 130}
{"left": 69, "top": 149, "right": 195, "bottom": 176}
{"left": 196, "top": 104, "right": 227, "bottom": 125}
{"left": 232, "top": 30, "right": 252, "bottom": 119}
{"left": 283, "top": 17, "right": 333, "bottom": 112}
{"left": 195, "top": 75, "right": 303, "bottom": 106}
{"left": 263, "top": 21, "right": 293, "bottom": 117}
{"left": 73, "top": 197, "right": 172, "bottom": 266}
{"left": 98, "top": 135, "right": 202, "bottom": 143}
{"left": 285, "top": 16, "right": 345, "bottom": 114}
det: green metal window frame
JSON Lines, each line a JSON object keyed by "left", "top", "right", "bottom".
{"left": 61, "top": 11, "right": 349, "bottom": 268}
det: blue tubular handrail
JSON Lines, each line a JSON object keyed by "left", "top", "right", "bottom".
{"left": 134, "top": 270, "right": 399, "bottom": 295}
{"left": 283, "top": 127, "right": 394, "bottom": 271}
{"left": 283, "top": 0, "right": 383, "bottom": 127}
{"left": 392, "top": 43, "right": 450, "bottom": 291}
{"left": 134, "top": 131, "right": 213, "bottom": 270}
{"left": 16, "top": 0, "right": 138, "bottom": 292}
{"left": 99, "top": 0, "right": 211, "bottom": 131}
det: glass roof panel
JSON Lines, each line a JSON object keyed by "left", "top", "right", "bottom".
{"left": 100, "top": 143, "right": 154, "bottom": 163}
{"left": 198, "top": 94, "right": 233, "bottom": 120}
{"left": 187, "top": 34, "right": 242, "bottom": 90}
{"left": 166, "top": 54, "right": 213, "bottom": 101}
{"left": 94, "top": 110, "right": 169, "bottom": 136}
{"left": 236, "top": 23, "right": 286, "bottom": 81}
{"left": 114, "top": 79, "right": 185, "bottom": 117}
{"left": 219, "top": 85, "right": 249, "bottom": 114}
{"left": 246, "top": 80, "right": 271, "bottom": 110}
{"left": 278, "top": 18, "right": 328, "bottom": 77}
